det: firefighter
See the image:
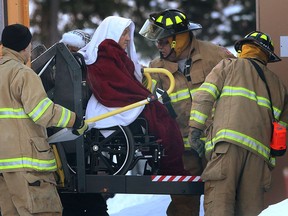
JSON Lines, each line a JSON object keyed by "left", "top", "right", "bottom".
{"left": 189, "top": 31, "right": 288, "bottom": 215}
{"left": 0, "top": 24, "right": 88, "bottom": 215}
{"left": 139, "top": 9, "right": 235, "bottom": 216}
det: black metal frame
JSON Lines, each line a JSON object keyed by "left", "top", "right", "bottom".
{"left": 31, "top": 42, "right": 204, "bottom": 196}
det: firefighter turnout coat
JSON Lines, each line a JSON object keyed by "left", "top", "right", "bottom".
{"left": 189, "top": 58, "right": 288, "bottom": 167}
{"left": 150, "top": 38, "right": 235, "bottom": 149}
{"left": 0, "top": 47, "right": 76, "bottom": 173}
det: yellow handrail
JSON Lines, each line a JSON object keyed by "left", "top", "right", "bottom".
{"left": 85, "top": 68, "right": 174, "bottom": 124}
{"left": 143, "top": 72, "right": 152, "bottom": 92}
{"left": 143, "top": 68, "right": 175, "bottom": 95}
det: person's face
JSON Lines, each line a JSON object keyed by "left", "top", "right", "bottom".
{"left": 118, "top": 27, "right": 130, "bottom": 50}
{"left": 155, "top": 38, "right": 172, "bottom": 58}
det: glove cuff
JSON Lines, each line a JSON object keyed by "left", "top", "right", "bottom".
{"left": 73, "top": 115, "right": 83, "bottom": 129}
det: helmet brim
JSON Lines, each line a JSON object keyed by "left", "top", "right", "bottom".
{"left": 234, "top": 38, "right": 281, "bottom": 63}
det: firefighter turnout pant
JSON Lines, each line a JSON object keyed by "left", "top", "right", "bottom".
{"left": 0, "top": 171, "right": 62, "bottom": 216}
{"left": 167, "top": 150, "right": 206, "bottom": 216}
{"left": 201, "top": 142, "right": 272, "bottom": 216}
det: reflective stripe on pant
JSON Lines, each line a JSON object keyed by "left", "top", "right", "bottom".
{"left": 0, "top": 171, "right": 62, "bottom": 216}
{"left": 202, "top": 142, "right": 272, "bottom": 216}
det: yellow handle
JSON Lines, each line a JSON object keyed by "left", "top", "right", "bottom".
{"left": 143, "top": 68, "right": 175, "bottom": 95}
{"left": 85, "top": 68, "right": 174, "bottom": 124}
{"left": 143, "top": 72, "right": 152, "bottom": 92}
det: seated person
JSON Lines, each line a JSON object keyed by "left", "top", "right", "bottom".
{"left": 79, "top": 16, "right": 188, "bottom": 175}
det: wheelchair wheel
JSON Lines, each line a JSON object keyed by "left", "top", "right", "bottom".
{"left": 85, "top": 125, "right": 135, "bottom": 175}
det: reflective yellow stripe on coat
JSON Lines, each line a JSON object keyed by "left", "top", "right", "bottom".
{"left": 0, "top": 157, "right": 57, "bottom": 171}
{"left": 1, "top": 97, "right": 72, "bottom": 127}
{"left": 205, "top": 129, "right": 276, "bottom": 167}
{"left": 0, "top": 108, "right": 29, "bottom": 118}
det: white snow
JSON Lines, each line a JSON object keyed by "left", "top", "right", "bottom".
{"left": 108, "top": 194, "right": 205, "bottom": 216}
{"left": 108, "top": 194, "right": 288, "bottom": 216}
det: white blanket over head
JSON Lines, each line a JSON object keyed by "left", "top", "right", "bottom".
{"left": 79, "top": 16, "right": 144, "bottom": 128}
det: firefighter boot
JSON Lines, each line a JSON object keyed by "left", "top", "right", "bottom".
{"left": 166, "top": 194, "right": 200, "bottom": 216}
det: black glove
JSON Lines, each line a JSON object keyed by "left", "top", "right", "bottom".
{"left": 72, "top": 116, "right": 88, "bottom": 136}
{"left": 188, "top": 127, "right": 205, "bottom": 158}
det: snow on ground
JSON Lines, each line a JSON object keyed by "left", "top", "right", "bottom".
{"left": 259, "top": 199, "right": 288, "bottom": 216}
{"left": 107, "top": 194, "right": 205, "bottom": 216}
{"left": 108, "top": 194, "right": 288, "bottom": 216}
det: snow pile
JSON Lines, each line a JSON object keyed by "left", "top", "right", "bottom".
{"left": 259, "top": 199, "right": 288, "bottom": 216}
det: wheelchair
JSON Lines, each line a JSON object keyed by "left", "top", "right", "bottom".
{"left": 31, "top": 42, "right": 166, "bottom": 190}
{"left": 31, "top": 43, "right": 204, "bottom": 215}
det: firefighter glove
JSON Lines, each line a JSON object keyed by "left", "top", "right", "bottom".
{"left": 72, "top": 116, "right": 88, "bottom": 136}
{"left": 189, "top": 127, "right": 205, "bottom": 158}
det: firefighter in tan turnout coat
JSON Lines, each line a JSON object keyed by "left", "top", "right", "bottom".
{"left": 189, "top": 31, "right": 288, "bottom": 215}
{"left": 139, "top": 9, "right": 235, "bottom": 216}
{"left": 0, "top": 24, "right": 87, "bottom": 215}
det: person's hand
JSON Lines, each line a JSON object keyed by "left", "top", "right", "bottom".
{"left": 72, "top": 116, "right": 88, "bottom": 136}
{"left": 188, "top": 127, "right": 205, "bottom": 158}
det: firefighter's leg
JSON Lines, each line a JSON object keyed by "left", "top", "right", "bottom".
{"left": 201, "top": 142, "right": 234, "bottom": 216}
{"left": 202, "top": 142, "right": 265, "bottom": 216}
{"left": 166, "top": 150, "right": 204, "bottom": 216}
{"left": 0, "top": 173, "right": 19, "bottom": 215}
{"left": 235, "top": 151, "right": 271, "bottom": 216}
{"left": 1, "top": 171, "right": 62, "bottom": 216}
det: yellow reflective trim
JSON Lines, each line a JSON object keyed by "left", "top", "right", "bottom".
{"left": 156, "top": 16, "right": 163, "bottom": 23}
{"left": 166, "top": 18, "right": 173, "bottom": 26}
{"left": 175, "top": 16, "right": 182, "bottom": 24}
{"left": 221, "top": 86, "right": 282, "bottom": 119}
{"left": 260, "top": 34, "right": 268, "bottom": 41}
{"left": 197, "top": 82, "right": 219, "bottom": 99}
{"left": 0, "top": 108, "right": 29, "bottom": 119}
{"left": 205, "top": 129, "right": 275, "bottom": 166}
{"left": 169, "top": 88, "right": 191, "bottom": 103}
{"left": 0, "top": 157, "right": 57, "bottom": 171}
{"left": 250, "top": 32, "right": 258, "bottom": 37}
{"left": 57, "top": 107, "right": 71, "bottom": 127}
{"left": 279, "top": 121, "right": 288, "bottom": 128}
{"left": 29, "top": 98, "right": 53, "bottom": 122}
{"left": 190, "top": 89, "right": 197, "bottom": 97}
{"left": 190, "top": 110, "right": 208, "bottom": 125}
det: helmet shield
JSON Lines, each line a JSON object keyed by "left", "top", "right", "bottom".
{"left": 139, "top": 19, "right": 168, "bottom": 41}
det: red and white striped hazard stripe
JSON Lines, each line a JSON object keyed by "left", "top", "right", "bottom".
{"left": 151, "top": 175, "right": 202, "bottom": 182}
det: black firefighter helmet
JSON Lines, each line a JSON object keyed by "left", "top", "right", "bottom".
{"left": 234, "top": 31, "right": 281, "bottom": 63}
{"left": 139, "top": 9, "right": 202, "bottom": 41}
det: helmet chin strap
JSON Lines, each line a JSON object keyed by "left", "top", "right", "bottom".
{"left": 161, "top": 35, "right": 176, "bottom": 60}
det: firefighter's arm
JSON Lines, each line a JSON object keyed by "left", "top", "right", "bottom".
{"left": 15, "top": 68, "right": 76, "bottom": 128}
{"left": 189, "top": 59, "right": 230, "bottom": 156}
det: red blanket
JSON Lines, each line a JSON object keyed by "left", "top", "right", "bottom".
{"left": 87, "top": 39, "right": 186, "bottom": 175}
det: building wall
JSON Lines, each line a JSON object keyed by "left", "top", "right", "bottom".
{"left": 256, "top": 0, "right": 288, "bottom": 207}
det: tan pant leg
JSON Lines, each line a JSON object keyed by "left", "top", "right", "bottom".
{"left": 1, "top": 171, "right": 62, "bottom": 216}
{"left": 202, "top": 142, "right": 269, "bottom": 216}
{"left": 166, "top": 151, "right": 205, "bottom": 216}
{"left": 167, "top": 195, "right": 200, "bottom": 216}
{"left": 235, "top": 150, "right": 270, "bottom": 216}
{"left": 0, "top": 173, "right": 19, "bottom": 216}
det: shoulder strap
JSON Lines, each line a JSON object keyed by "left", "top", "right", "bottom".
{"left": 248, "top": 59, "right": 275, "bottom": 120}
